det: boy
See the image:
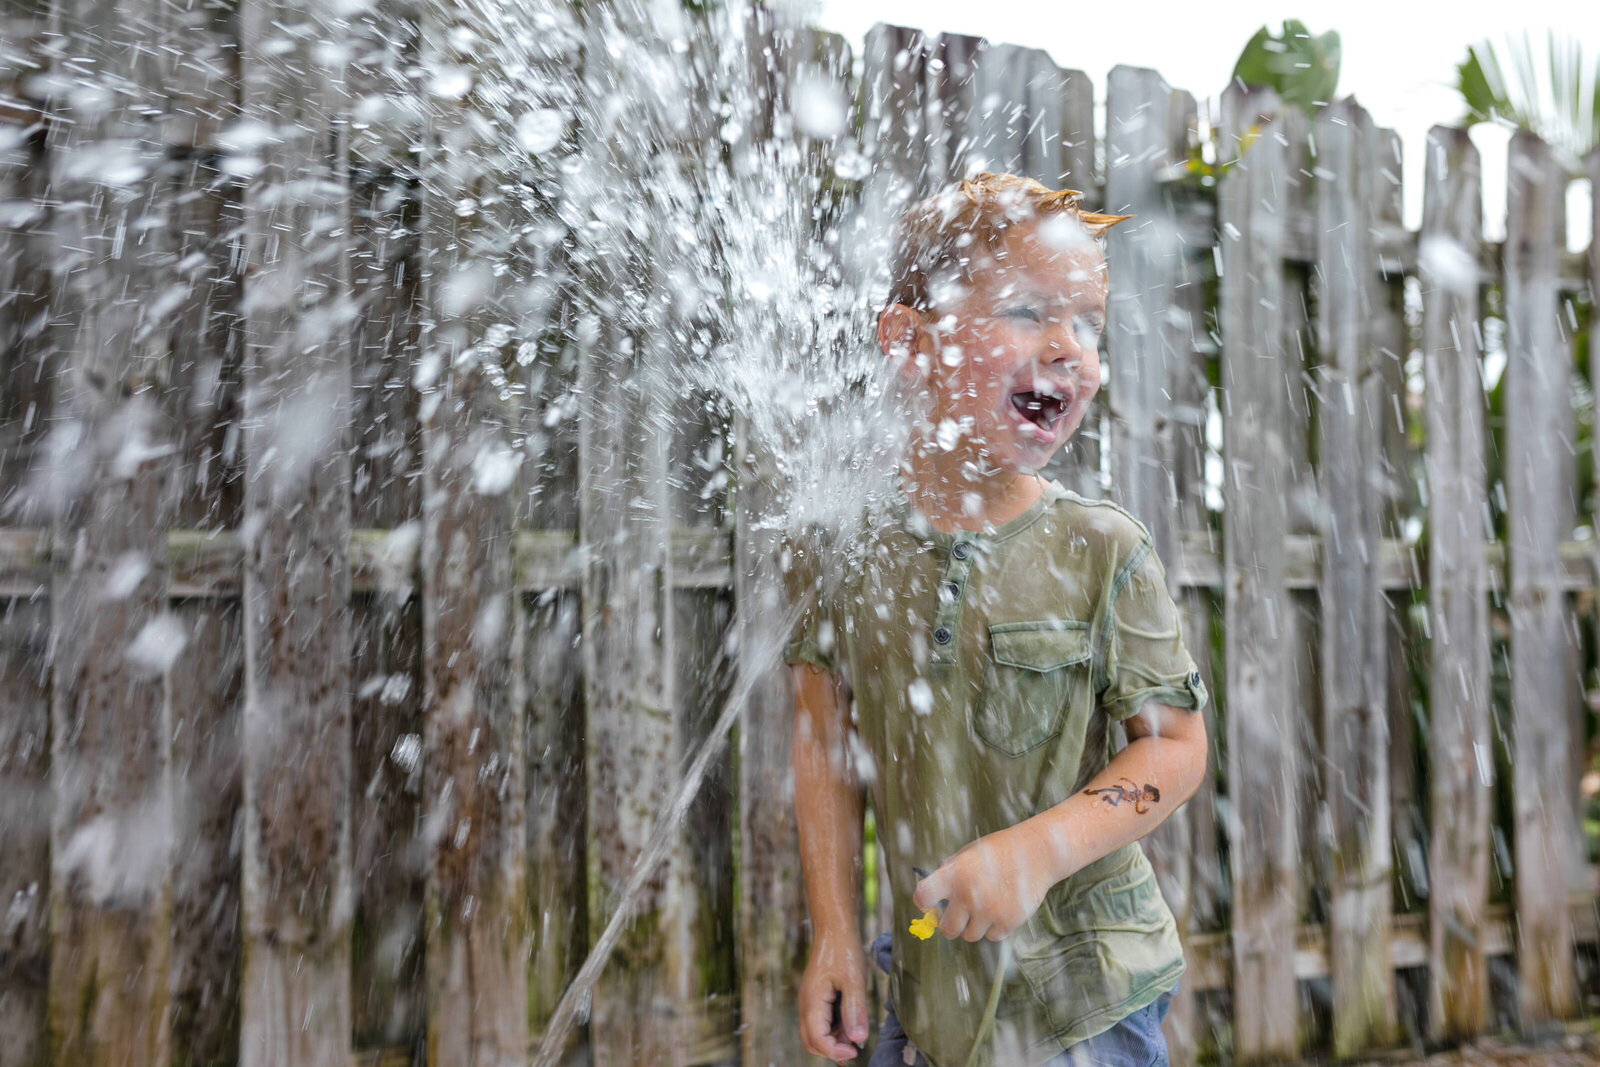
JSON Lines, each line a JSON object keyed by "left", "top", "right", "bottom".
{"left": 788, "top": 173, "right": 1209, "bottom": 1067}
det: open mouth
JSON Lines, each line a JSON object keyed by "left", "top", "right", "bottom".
{"left": 1009, "top": 389, "right": 1071, "bottom": 432}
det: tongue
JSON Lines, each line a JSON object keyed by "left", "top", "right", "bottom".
{"left": 1012, "top": 392, "right": 1061, "bottom": 429}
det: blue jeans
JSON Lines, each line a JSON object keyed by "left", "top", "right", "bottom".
{"left": 866, "top": 933, "right": 1174, "bottom": 1067}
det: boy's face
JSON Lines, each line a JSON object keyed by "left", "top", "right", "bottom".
{"left": 882, "top": 218, "right": 1109, "bottom": 476}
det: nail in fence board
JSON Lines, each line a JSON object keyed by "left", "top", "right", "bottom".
{"left": 44, "top": 0, "right": 177, "bottom": 1055}
{"left": 1218, "top": 85, "right": 1301, "bottom": 1063}
{"left": 237, "top": 0, "right": 355, "bottom": 1059}
{"left": 1421, "top": 124, "right": 1490, "bottom": 1042}
{"left": 1314, "top": 98, "right": 1395, "bottom": 1056}
{"left": 1504, "top": 130, "right": 1578, "bottom": 1024}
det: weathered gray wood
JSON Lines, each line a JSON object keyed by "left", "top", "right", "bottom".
{"left": 1421, "top": 123, "right": 1491, "bottom": 1043}
{"left": 528, "top": 591, "right": 587, "bottom": 1065}
{"left": 0, "top": 598, "right": 48, "bottom": 1067}
{"left": 0, "top": 103, "right": 49, "bottom": 1067}
{"left": 924, "top": 32, "right": 982, "bottom": 189}
{"left": 350, "top": 594, "right": 424, "bottom": 1051}
{"left": 733, "top": 420, "right": 810, "bottom": 1066}
{"left": 164, "top": 158, "right": 244, "bottom": 531}
{"left": 43, "top": 0, "right": 177, "bottom": 1054}
{"left": 1218, "top": 83, "right": 1300, "bottom": 1063}
{"left": 1058, "top": 67, "right": 1095, "bottom": 193}
{"left": 0, "top": 120, "right": 50, "bottom": 510}
{"left": 570, "top": 7, "right": 693, "bottom": 1062}
{"left": 1103, "top": 67, "right": 1198, "bottom": 1064}
{"left": 858, "top": 23, "right": 928, "bottom": 264}
{"left": 729, "top": 19, "right": 848, "bottom": 1066}
{"left": 1106, "top": 65, "right": 1179, "bottom": 554}
{"left": 970, "top": 43, "right": 1027, "bottom": 177}
{"left": 1504, "top": 130, "right": 1578, "bottom": 1026}
{"left": 168, "top": 602, "right": 243, "bottom": 1066}
{"left": 416, "top": 2, "right": 532, "bottom": 1059}
{"left": 1314, "top": 97, "right": 1395, "bottom": 1055}
{"left": 1368, "top": 127, "right": 1423, "bottom": 927}
{"left": 236, "top": 0, "right": 355, "bottom": 1059}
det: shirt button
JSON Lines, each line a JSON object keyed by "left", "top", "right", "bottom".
{"left": 933, "top": 626, "right": 953, "bottom": 645}
{"left": 942, "top": 581, "right": 960, "bottom": 600}
{"left": 951, "top": 542, "right": 970, "bottom": 560}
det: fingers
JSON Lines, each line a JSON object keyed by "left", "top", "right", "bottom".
{"left": 912, "top": 869, "right": 946, "bottom": 912}
{"left": 801, "top": 994, "right": 856, "bottom": 1062}
{"left": 841, "top": 981, "right": 870, "bottom": 1048}
{"left": 962, "top": 918, "right": 991, "bottom": 943}
{"left": 938, "top": 902, "right": 970, "bottom": 941}
{"left": 800, "top": 982, "right": 866, "bottom": 1063}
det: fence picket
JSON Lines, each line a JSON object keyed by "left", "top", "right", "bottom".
{"left": 167, "top": 603, "right": 244, "bottom": 1063}
{"left": 414, "top": 0, "right": 534, "bottom": 1058}
{"left": 237, "top": 0, "right": 355, "bottom": 1058}
{"left": 1105, "top": 65, "right": 1206, "bottom": 1066}
{"left": 43, "top": 0, "right": 176, "bottom": 1055}
{"left": 1219, "top": 85, "right": 1301, "bottom": 1063}
{"left": 1504, "top": 130, "right": 1579, "bottom": 1025}
{"left": 0, "top": 93, "right": 48, "bottom": 1067}
{"left": 0, "top": 599, "right": 47, "bottom": 1067}
{"left": 1314, "top": 98, "right": 1395, "bottom": 1055}
{"left": 1421, "top": 123, "right": 1490, "bottom": 1042}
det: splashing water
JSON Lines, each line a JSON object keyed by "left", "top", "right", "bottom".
{"left": 505, "top": 0, "right": 911, "bottom": 1057}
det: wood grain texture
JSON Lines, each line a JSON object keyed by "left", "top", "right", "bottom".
{"left": 573, "top": 5, "right": 693, "bottom": 1061}
{"left": 168, "top": 602, "right": 244, "bottom": 1066}
{"left": 1421, "top": 124, "right": 1491, "bottom": 1043}
{"left": 0, "top": 598, "right": 49, "bottom": 1067}
{"left": 1218, "top": 84, "right": 1300, "bottom": 1064}
{"left": 1504, "top": 130, "right": 1578, "bottom": 1026}
{"left": 237, "top": 0, "right": 355, "bottom": 1060}
{"left": 43, "top": 0, "right": 177, "bottom": 1055}
{"left": 416, "top": 0, "right": 531, "bottom": 1059}
{"left": 1314, "top": 98, "right": 1395, "bottom": 1055}
{"left": 1103, "top": 64, "right": 1203, "bottom": 1067}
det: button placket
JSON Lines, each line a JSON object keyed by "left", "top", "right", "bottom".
{"left": 931, "top": 535, "right": 976, "bottom": 666}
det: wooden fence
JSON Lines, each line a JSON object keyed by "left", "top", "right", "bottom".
{"left": 1, "top": 1, "right": 1598, "bottom": 1064}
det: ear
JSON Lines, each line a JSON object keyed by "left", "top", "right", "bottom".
{"left": 878, "top": 303, "right": 929, "bottom": 384}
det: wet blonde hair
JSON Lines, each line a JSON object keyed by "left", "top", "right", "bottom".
{"left": 885, "top": 171, "right": 1131, "bottom": 312}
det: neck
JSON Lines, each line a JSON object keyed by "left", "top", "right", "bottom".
{"left": 900, "top": 436, "right": 1045, "bottom": 533}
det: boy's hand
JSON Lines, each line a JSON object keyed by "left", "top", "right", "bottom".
{"left": 912, "top": 822, "right": 1063, "bottom": 943}
{"left": 798, "top": 929, "right": 870, "bottom": 1062}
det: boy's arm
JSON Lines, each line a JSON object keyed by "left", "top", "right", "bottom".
{"left": 914, "top": 701, "right": 1206, "bottom": 943}
{"left": 792, "top": 663, "right": 870, "bottom": 1061}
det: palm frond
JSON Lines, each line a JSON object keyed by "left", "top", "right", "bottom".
{"left": 1456, "top": 30, "right": 1600, "bottom": 171}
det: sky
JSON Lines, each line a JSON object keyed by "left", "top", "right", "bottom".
{"left": 812, "top": 0, "right": 1598, "bottom": 241}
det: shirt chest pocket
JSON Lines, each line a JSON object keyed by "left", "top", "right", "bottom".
{"left": 975, "top": 621, "right": 1092, "bottom": 757}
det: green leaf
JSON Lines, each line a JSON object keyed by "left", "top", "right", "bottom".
{"left": 1230, "top": 20, "right": 1341, "bottom": 114}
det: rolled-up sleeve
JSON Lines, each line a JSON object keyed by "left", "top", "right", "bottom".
{"left": 1099, "top": 539, "right": 1207, "bottom": 721}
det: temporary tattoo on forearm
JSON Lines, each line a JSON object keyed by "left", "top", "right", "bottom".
{"left": 1083, "top": 777, "right": 1161, "bottom": 814}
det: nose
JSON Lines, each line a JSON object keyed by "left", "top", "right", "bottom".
{"left": 1042, "top": 318, "right": 1085, "bottom": 367}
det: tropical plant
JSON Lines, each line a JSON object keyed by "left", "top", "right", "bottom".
{"left": 1230, "top": 20, "right": 1341, "bottom": 114}
{"left": 1457, "top": 31, "right": 1600, "bottom": 172}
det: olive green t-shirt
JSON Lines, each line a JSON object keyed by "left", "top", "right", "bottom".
{"left": 785, "top": 481, "right": 1208, "bottom": 1067}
